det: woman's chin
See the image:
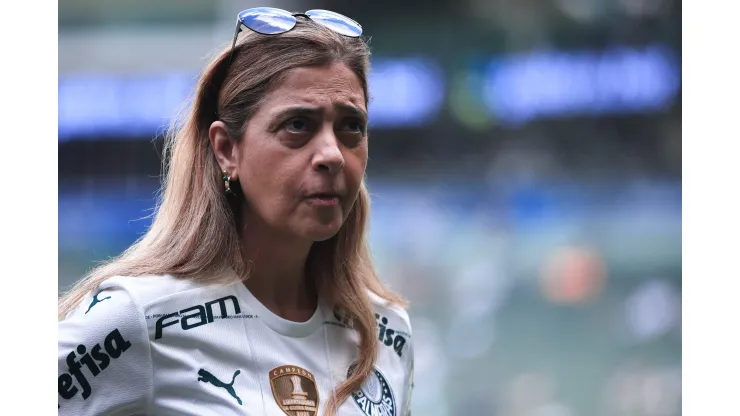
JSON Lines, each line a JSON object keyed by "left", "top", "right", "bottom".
{"left": 300, "top": 221, "right": 344, "bottom": 242}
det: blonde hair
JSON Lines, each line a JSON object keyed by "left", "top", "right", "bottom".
{"left": 58, "top": 18, "right": 406, "bottom": 415}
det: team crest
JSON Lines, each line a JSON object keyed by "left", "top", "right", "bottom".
{"left": 269, "top": 365, "right": 320, "bottom": 416}
{"left": 348, "top": 363, "right": 396, "bottom": 416}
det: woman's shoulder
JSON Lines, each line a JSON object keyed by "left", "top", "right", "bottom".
{"left": 57, "top": 271, "right": 243, "bottom": 413}
{"left": 367, "top": 290, "right": 412, "bottom": 336}
{"left": 100, "top": 271, "right": 240, "bottom": 308}
{"left": 62, "top": 271, "right": 239, "bottom": 324}
{"left": 58, "top": 276, "right": 166, "bottom": 413}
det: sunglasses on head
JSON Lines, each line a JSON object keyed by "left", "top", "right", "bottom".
{"left": 229, "top": 7, "right": 363, "bottom": 64}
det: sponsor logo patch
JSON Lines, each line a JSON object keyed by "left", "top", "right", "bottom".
{"left": 58, "top": 328, "right": 132, "bottom": 405}
{"left": 85, "top": 292, "right": 111, "bottom": 314}
{"left": 153, "top": 295, "right": 242, "bottom": 339}
{"left": 197, "top": 368, "right": 243, "bottom": 405}
{"left": 376, "top": 314, "right": 408, "bottom": 358}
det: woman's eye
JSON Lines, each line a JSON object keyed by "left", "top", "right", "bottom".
{"left": 344, "top": 120, "right": 366, "bottom": 134}
{"left": 285, "top": 118, "right": 310, "bottom": 133}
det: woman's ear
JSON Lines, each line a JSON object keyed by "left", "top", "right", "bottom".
{"left": 209, "top": 121, "right": 240, "bottom": 181}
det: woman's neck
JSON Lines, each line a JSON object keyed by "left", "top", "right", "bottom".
{"left": 238, "top": 218, "right": 318, "bottom": 322}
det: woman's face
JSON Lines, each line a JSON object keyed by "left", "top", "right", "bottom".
{"left": 213, "top": 63, "right": 368, "bottom": 242}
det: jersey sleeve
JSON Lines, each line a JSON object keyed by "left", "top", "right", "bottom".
{"left": 58, "top": 282, "right": 153, "bottom": 415}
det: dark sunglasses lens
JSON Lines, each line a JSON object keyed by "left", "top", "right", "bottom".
{"left": 239, "top": 7, "right": 296, "bottom": 35}
{"left": 305, "top": 9, "right": 362, "bottom": 37}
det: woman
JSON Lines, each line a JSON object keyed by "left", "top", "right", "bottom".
{"left": 58, "top": 8, "right": 413, "bottom": 416}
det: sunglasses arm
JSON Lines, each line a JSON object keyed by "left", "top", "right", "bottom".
{"left": 229, "top": 19, "right": 243, "bottom": 65}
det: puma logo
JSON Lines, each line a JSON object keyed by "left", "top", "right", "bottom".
{"left": 197, "top": 368, "right": 243, "bottom": 405}
{"left": 85, "top": 292, "right": 111, "bottom": 314}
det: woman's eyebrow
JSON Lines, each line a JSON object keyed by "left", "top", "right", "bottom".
{"left": 335, "top": 104, "right": 368, "bottom": 121}
{"left": 273, "top": 106, "right": 322, "bottom": 120}
{"left": 272, "top": 104, "right": 368, "bottom": 121}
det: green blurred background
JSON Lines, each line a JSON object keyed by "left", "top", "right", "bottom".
{"left": 59, "top": 1, "right": 681, "bottom": 415}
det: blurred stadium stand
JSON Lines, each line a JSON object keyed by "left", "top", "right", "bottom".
{"left": 59, "top": 0, "right": 682, "bottom": 415}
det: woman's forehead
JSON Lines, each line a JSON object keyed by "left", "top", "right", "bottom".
{"left": 263, "top": 64, "right": 366, "bottom": 110}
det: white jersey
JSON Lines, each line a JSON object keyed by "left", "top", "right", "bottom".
{"left": 58, "top": 271, "right": 414, "bottom": 416}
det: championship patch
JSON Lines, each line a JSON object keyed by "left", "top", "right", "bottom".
{"left": 269, "top": 365, "right": 319, "bottom": 416}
